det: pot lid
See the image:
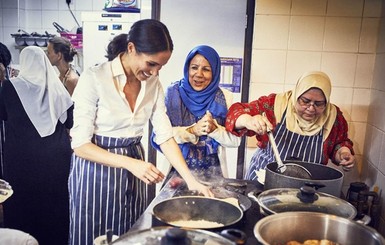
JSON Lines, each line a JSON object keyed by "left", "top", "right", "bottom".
{"left": 257, "top": 186, "right": 357, "bottom": 219}
{"left": 111, "top": 227, "right": 236, "bottom": 245}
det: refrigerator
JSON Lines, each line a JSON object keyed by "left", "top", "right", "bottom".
{"left": 81, "top": 11, "right": 141, "bottom": 70}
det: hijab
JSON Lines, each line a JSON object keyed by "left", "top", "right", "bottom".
{"left": 10, "top": 46, "right": 73, "bottom": 137}
{"left": 178, "top": 45, "right": 227, "bottom": 118}
{"left": 274, "top": 71, "right": 337, "bottom": 141}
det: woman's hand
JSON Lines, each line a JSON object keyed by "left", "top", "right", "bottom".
{"left": 185, "top": 179, "right": 214, "bottom": 197}
{"left": 127, "top": 160, "right": 165, "bottom": 184}
{"left": 188, "top": 110, "right": 217, "bottom": 136}
{"left": 236, "top": 113, "right": 273, "bottom": 135}
{"left": 336, "top": 147, "right": 355, "bottom": 171}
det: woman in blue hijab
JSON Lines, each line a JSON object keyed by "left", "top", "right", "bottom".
{"left": 152, "top": 45, "right": 240, "bottom": 178}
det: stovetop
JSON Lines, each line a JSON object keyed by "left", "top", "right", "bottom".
{"left": 129, "top": 173, "right": 264, "bottom": 245}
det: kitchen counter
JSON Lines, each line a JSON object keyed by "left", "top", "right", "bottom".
{"left": 129, "top": 173, "right": 265, "bottom": 245}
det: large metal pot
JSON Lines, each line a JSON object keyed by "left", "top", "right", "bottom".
{"left": 249, "top": 186, "right": 357, "bottom": 219}
{"left": 254, "top": 212, "right": 385, "bottom": 245}
{"left": 112, "top": 226, "right": 238, "bottom": 245}
{"left": 265, "top": 161, "right": 344, "bottom": 197}
{"left": 152, "top": 196, "right": 243, "bottom": 229}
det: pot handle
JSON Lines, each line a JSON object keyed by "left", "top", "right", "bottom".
{"left": 304, "top": 182, "right": 326, "bottom": 190}
{"left": 220, "top": 229, "right": 247, "bottom": 245}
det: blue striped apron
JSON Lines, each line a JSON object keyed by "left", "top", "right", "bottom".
{"left": 68, "top": 135, "right": 147, "bottom": 245}
{"left": 245, "top": 111, "right": 324, "bottom": 181}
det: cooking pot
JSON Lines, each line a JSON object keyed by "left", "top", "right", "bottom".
{"left": 112, "top": 226, "right": 239, "bottom": 245}
{"left": 248, "top": 186, "right": 357, "bottom": 219}
{"left": 265, "top": 161, "right": 343, "bottom": 197}
{"left": 152, "top": 196, "right": 243, "bottom": 229}
{"left": 254, "top": 212, "right": 385, "bottom": 245}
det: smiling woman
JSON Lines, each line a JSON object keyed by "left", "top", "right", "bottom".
{"left": 225, "top": 71, "right": 356, "bottom": 181}
{"left": 68, "top": 19, "right": 213, "bottom": 245}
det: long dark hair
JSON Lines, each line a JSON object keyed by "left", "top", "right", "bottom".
{"left": 128, "top": 19, "right": 173, "bottom": 54}
{"left": 0, "top": 42, "right": 11, "bottom": 67}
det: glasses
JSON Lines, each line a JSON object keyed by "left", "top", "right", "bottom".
{"left": 298, "top": 96, "right": 326, "bottom": 109}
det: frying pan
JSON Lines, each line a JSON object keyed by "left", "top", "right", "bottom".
{"left": 152, "top": 196, "right": 243, "bottom": 229}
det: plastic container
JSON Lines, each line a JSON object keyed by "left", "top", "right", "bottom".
{"left": 60, "top": 33, "right": 83, "bottom": 49}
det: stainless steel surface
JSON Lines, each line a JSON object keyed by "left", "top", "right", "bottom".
{"left": 264, "top": 161, "right": 344, "bottom": 197}
{"left": 249, "top": 187, "right": 357, "bottom": 220}
{"left": 254, "top": 212, "right": 385, "bottom": 245}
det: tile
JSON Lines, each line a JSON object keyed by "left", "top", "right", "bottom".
{"left": 42, "top": 0, "right": 59, "bottom": 10}
{"left": 26, "top": 0, "right": 42, "bottom": 10}
{"left": 379, "top": 132, "right": 385, "bottom": 175}
{"left": 370, "top": 90, "right": 385, "bottom": 131}
{"left": 330, "top": 87, "right": 353, "bottom": 120}
{"left": 349, "top": 122, "right": 367, "bottom": 154}
{"left": 248, "top": 82, "right": 285, "bottom": 101}
{"left": 351, "top": 89, "right": 370, "bottom": 123}
{"left": 363, "top": 0, "right": 383, "bottom": 17}
{"left": 253, "top": 15, "right": 290, "bottom": 50}
{"left": 291, "top": 0, "right": 327, "bottom": 16}
{"left": 2, "top": 8, "right": 18, "bottom": 28}
{"left": 368, "top": 126, "right": 383, "bottom": 168}
{"left": 288, "top": 16, "right": 325, "bottom": 51}
{"left": 2, "top": 0, "right": 18, "bottom": 8}
{"left": 251, "top": 50, "right": 287, "bottom": 85}
{"left": 355, "top": 54, "right": 374, "bottom": 89}
{"left": 372, "top": 54, "right": 385, "bottom": 92}
{"left": 324, "top": 17, "right": 361, "bottom": 52}
{"left": 321, "top": 52, "right": 357, "bottom": 87}
{"left": 359, "top": 18, "right": 380, "bottom": 53}
{"left": 25, "top": 10, "right": 42, "bottom": 29}
{"left": 364, "top": 161, "right": 378, "bottom": 188}
{"left": 326, "top": 0, "right": 364, "bottom": 17}
{"left": 285, "top": 51, "right": 322, "bottom": 85}
{"left": 256, "top": 0, "right": 291, "bottom": 15}
{"left": 75, "top": 0, "right": 93, "bottom": 11}
{"left": 377, "top": 18, "right": 385, "bottom": 53}
{"left": 42, "top": 11, "right": 59, "bottom": 30}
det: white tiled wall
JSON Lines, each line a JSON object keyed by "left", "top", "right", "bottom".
{"left": 251, "top": 0, "right": 385, "bottom": 236}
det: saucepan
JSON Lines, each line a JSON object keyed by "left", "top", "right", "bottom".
{"left": 152, "top": 196, "right": 243, "bottom": 229}
{"left": 264, "top": 160, "right": 344, "bottom": 197}
{"left": 254, "top": 212, "right": 385, "bottom": 245}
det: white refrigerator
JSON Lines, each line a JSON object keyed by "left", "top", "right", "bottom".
{"left": 81, "top": 11, "right": 141, "bottom": 70}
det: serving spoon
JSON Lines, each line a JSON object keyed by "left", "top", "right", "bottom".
{"left": 262, "top": 113, "right": 312, "bottom": 179}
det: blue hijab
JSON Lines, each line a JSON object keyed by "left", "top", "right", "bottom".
{"left": 178, "top": 45, "right": 227, "bottom": 118}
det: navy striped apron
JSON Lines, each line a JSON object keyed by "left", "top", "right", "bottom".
{"left": 68, "top": 135, "right": 147, "bottom": 245}
{"left": 245, "top": 111, "right": 324, "bottom": 181}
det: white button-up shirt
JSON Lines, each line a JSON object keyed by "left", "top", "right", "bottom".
{"left": 70, "top": 55, "right": 173, "bottom": 148}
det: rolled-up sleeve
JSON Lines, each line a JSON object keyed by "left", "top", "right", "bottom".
{"left": 150, "top": 82, "right": 173, "bottom": 145}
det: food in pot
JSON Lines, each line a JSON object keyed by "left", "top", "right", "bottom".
{"left": 286, "top": 239, "right": 340, "bottom": 245}
{"left": 169, "top": 219, "right": 224, "bottom": 228}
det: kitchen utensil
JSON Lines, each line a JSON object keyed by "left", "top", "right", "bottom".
{"left": 264, "top": 160, "right": 343, "bottom": 197}
{"left": 266, "top": 127, "right": 312, "bottom": 179}
{"left": 112, "top": 227, "right": 239, "bottom": 245}
{"left": 254, "top": 212, "right": 385, "bottom": 245}
{"left": 52, "top": 22, "right": 69, "bottom": 33}
{"left": 248, "top": 186, "right": 357, "bottom": 219}
{"left": 152, "top": 196, "right": 243, "bottom": 229}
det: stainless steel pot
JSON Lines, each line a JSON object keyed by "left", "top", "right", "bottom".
{"left": 152, "top": 196, "right": 243, "bottom": 229}
{"left": 249, "top": 186, "right": 357, "bottom": 219}
{"left": 112, "top": 226, "right": 237, "bottom": 245}
{"left": 265, "top": 161, "right": 344, "bottom": 197}
{"left": 254, "top": 212, "right": 385, "bottom": 245}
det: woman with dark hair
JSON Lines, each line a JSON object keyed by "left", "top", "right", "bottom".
{"left": 105, "top": 33, "right": 128, "bottom": 61}
{"left": 47, "top": 36, "right": 79, "bottom": 95}
{"left": 69, "top": 19, "right": 212, "bottom": 245}
{"left": 152, "top": 45, "right": 240, "bottom": 179}
{"left": 0, "top": 42, "right": 12, "bottom": 82}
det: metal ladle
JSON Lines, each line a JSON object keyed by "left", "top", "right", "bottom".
{"left": 263, "top": 113, "right": 312, "bottom": 179}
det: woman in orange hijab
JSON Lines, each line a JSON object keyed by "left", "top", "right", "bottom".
{"left": 225, "top": 71, "right": 355, "bottom": 181}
